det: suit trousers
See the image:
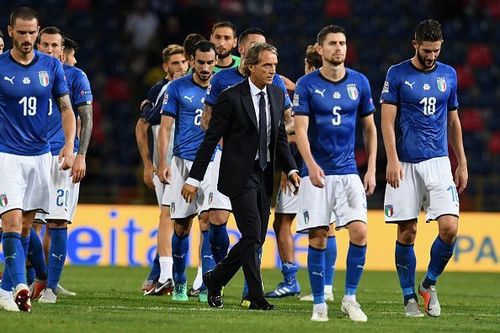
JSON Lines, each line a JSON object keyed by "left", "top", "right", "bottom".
{"left": 211, "top": 161, "right": 271, "bottom": 299}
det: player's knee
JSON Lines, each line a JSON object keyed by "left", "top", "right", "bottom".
{"left": 209, "top": 210, "right": 229, "bottom": 225}
{"left": 439, "top": 225, "right": 457, "bottom": 244}
{"left": 309, "top": 228, "right": 328, "bottom": 249}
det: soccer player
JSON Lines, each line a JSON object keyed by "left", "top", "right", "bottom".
{"left": 136, "top": 44, "right": 187, "bottom": 295}
{"left": 202, "top": 27, "right": 293, "bottom": 306}
{"left": 294, "top": 25, "right": 377, "bottom": 322}
{"left": 157, "top": 40, "right": 217, "bottom": 302}
{"left": 380, "top": 19, "right": 468, "bottom": 318}
{"left": 30, "top": 27, "right": 93, "bottom": 304}
{"left": 210, "top": 21, "right": 240, "bottom": 72}
{"left": 0, "top": 7, "right": 76, "bottom": 312}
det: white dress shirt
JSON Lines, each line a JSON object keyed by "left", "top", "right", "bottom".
{"left": 248, "top": 78, "right": 271, "bottom": 162}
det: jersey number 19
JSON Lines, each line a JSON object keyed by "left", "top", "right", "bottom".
{"left": 19, "top": 96, "right": 37, "bottom": 116}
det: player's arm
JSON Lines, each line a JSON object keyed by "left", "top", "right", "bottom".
{"left": 294, "top": 115, "right": 325, "bottom": 188}
{"left": 448, "top": 111, "right": 468, "bottom": 193}
{"left": 56, "top": 94, "right": 76, "bottom": 170}
{"left": 157, "top": 115, "right": 174, "bottom": 184}
{"left": 71, "top": 103, "right": 93, "bottom": 183}
{"left": 381, "top": 103, "right": 403, "bottom": 188}
{"left": 201, "top": 104, "right": 212, "bottom": 131}
{"left": 135, "top": 117, "right": 155, "bottom": 189}
{"left": 361, "top": 114, "right": 377, "bottom": 195}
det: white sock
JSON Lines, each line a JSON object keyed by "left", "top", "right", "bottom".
{"left": 343, "top": 294, "right": 356, "bottom": 303}
{"left": 158, "top": 256, "right": 173, "bottom": 283}
{"left": 324, "top": 285, "right": 333, "bottom": 294}
{"left": 313, "top": 302, "right": 327, "bottom": 312}
{"left": 192, "top": 266, "right": 203, "bottom": 290}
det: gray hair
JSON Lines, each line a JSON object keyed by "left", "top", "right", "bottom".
{"left": 243, "top": 42, "right": 277, "bottom": 76}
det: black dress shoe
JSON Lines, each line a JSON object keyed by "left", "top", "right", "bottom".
{"left": 202, "top": 271, "right": 223, "bottom": 308}
{"left": 248, "top": 296, "right": 275, "bottom": 310}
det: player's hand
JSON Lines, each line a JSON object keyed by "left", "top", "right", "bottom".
{"left": 143, "top": 163, "right": 156, "bottom": 189}
{"left": 158, "top": 163, "right": 171, "bottom": 184}
{"left": 309, "top": 163, "right": 325, "bottom": 188}
{"left": 181, "top": 183, "right": 198, "bottom": 203}
{"left": 288, "top": 172, "right": 301, "bottom": 195}
{"left": 59, "top": 145, "right": 74, "bottom": 170}
{"left": 70, "top": 154, "right": 86, "bottom": 183}
{"left": 454, "top": 163, "right": 468, "bottom": 194}
{"left": 364, "top": 168, "right": 376, "bottom": 195}
{"left": 386, "top": 160, "right": 403, "bottom": 188}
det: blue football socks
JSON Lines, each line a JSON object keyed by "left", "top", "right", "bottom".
{"left": 308, "top": 246, "right": 326, "bottom": 304}
{"left": 395, "top": 241, "right": 417, "bottom": 304}
{"left": 345, "top": 242, "right": 366, "bottom": 296}
{"left": 325, "top": 236, "right": 337, "bottom": 287}
{"left": 47, "top": 228, "right": 67, "bottom": 290}
{"left": 172, "top": 232, "right": 189, "bottom": 285}
{"left": 209, "top": 222, "right": 229, "bottom": 264}
{"left": 423, "top": 236, "right": 455, "bottom": 288}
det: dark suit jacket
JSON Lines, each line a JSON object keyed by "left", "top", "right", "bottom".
{"left": 189, "top": 79, "right": 297, "bottom": 198}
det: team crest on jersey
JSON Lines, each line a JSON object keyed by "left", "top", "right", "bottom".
{"left": 333, "top": 91, "right": 341, "bottom": 99}
{"left": 384, "top": 204, "right": 393, "bottom": 217}
{"left": 0, "top": 194, "right": 8, "bottom": 207}
{"left": 38, "top": 71, "right": 49, "bottom": 87}
{"left": 347, "top": 84, "right": 358, "bottom": 100}
{"left": 437, "top": 77, "right": 447, "bottom": 92}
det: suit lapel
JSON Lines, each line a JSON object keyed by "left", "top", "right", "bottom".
{"left": 240, "top": 80, "right": 258, "bottom": 130}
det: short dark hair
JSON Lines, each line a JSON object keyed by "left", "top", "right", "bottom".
{"left": 238, "top": 28, "right": 265, "bottom": 46}
{"left": 317, "top": 25, "right": 346, "bottom": 45}
{"left": 212, "top": 21, "right": 237, "bottom": 37}
{"left": 10, "top": 7, "right": 39, "bottom": 26}
{"left": 162, "top": 44, "right": 184, "bottom": 63}
{"left": 243, "top": 42, "right": 277, "bottom": 76}
{"left": 183, "top": 33, "right": 206, "bottom": 57}
{"left": 305, "top": 44, "right": 322, "bottom": 69}
{"left": 38, "top": 26, "right": 64, "bottom": 45}
{"left": 63, "top": 37, "right": 79, "bottom": 53}
{"left": 415, "top": 19, "right": 443, "bottom": 43}
{"left": 192, "top": 40, "right": 216, "bottom": 58}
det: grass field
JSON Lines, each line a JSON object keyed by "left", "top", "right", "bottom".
{"left": 0, "top": 266, "right": 499, "bottom": 332}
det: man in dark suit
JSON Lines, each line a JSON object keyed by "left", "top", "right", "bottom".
{"left": 181, "top": 43, "right": 300, "bottom": 310}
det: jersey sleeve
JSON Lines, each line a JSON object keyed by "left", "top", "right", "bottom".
{"left": 292, "top": 78, "right": 310, "bottom": 116}
{"left": 447, "top": 67, "right": 459, "bottom": 111}
{"left": 358, "top": 74, "right": 375, "bottom": 117}
{"left": 161, "top": 82, "right": 178, "bottom": 118}
{"left": 205, "top": 73, "right": 222, "bottom": 107}
{"left": 52, "top": 60, "right": 69, "bottom": 98}
{"left": 272, "top": 75, "right": 292, "bottom": 109}
{"left": 379, "top": 65, "right": 400, "bottom": 105}
{"left": 71, "top": 70, "right": 93, "bottom": 108}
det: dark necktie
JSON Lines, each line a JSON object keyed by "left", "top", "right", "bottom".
{"left": 258, "top": 91, "right": 267, "bottom": 170}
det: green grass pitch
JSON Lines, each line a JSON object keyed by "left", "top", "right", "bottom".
{"left": 0, "top": 266, "right": 499, "bottom": 332}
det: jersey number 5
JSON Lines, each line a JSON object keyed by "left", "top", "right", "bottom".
{"left": 332, "top": 106, "right": 342, "bottom": 126}
{"left": 19, "top": 96, "right": 37, "bottom": 116}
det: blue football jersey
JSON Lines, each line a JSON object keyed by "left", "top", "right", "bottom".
{"left": 141, "top": 78, "right": 169, "bottom": 126}
{"left": 293, "top": 69, "right": 375, "bottom": 176}
{"left": 380, "top": 60, "right": 459, "bottom": 163}
{"left": 205, "top": 67, "right": 292, "bottom": 109}
{"left": 161, "top": 74, "right": 212, "bottom": 161}
{"left": 0, "top": 50, "right": 68, "bottom": 156}
{"left": 46, "top": 64, "right": 93, "bottom": 155}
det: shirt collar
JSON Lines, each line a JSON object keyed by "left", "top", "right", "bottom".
{"left": 248, "top": 78, "right": 267, "bottom": 97}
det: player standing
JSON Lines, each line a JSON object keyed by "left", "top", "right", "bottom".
{"left": 380, "top": 19, "right": 467, "bottom": 318}
{"left": 210, "top": 21, "right": 240, "bottom": 72}
{"left": 294, "top": 25, "right": 377, "bottom": 322}
{"left": 0, "top": 7, "right": 75, "bottom": 312}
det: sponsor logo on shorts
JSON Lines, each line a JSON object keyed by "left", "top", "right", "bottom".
{"left": 0, "top": 193, "right": 8, "bottom": 207}
{"left": 170, "top": 202, "right": 175, "bottom": 214}
{"left": 208, "top": 192, "right": 213, "bottom": 204}
{"left": 384, "top": 204, "right": 393, "bottom": 217}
